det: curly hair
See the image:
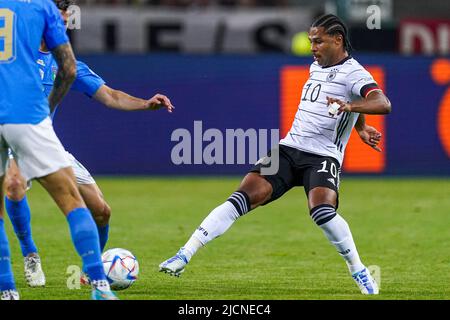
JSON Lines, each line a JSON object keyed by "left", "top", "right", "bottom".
{"left": 54, "top": 0, "right": 75, "bottom": 11}
{"left": 311, "top": 14, "right": 352, "bottom": 52}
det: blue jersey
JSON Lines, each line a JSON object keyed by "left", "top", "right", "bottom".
{"left": 0, "top": 0, "right": 68, "bottom": 124}
{"left": 37, "top": 51, "right": 105, "bottom": 119}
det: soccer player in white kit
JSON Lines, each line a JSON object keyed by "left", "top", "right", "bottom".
{"left": 160, "top": 14, "right": 391, "bottom": 295}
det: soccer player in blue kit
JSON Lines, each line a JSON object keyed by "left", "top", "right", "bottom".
{"left": 0, "top": 0, "right": 121, "bottom": 300}
{"left": 3, "top": 0, "right": 174, "bottom": 291}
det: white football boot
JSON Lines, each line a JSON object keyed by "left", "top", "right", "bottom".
{"left": 24, "top": 253, "right": 46, "bottom": 287}
{"left": 352, "top": 267, "right": 379, "bottom": 295}
{"left": 1, "top": 290, "right": 20, "bottom": 300}
{"left": 159, "top": 248, "right": 189, "bottom": 277}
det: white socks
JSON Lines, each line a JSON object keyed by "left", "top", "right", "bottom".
{"left": 181, "top": 195, "right": 365, "bottom": 276}
{"left": 182, "top": 192, "right": 249, "bottom": 262}
{"left": 318, "top": 213, "right": 365, "bottom": 274}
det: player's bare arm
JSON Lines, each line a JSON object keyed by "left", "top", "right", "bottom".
{"left": 48, "top": 43, "right": 77, "bottom": 112}
{"left": 93, "top": 85, "right": 174, "bottom": 113}
{"left": 355, "top": 114, "right": 382, "bottom": 152}
{"left": 326, "top": 90, "right": 391, "bottom": 115}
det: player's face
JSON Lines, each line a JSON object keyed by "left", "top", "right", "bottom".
{"left": 309, "top": 27, "right": 344, "bottom": 67}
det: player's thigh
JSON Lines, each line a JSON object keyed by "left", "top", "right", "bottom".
{"left": 37, "top": 167, "right": 85, "bottom": 215}
{"left": 303, "top": 156, "right": 340, "bottom": 210}
{"left": 2, "top": 118, "right": 71, "bottom": 182}
{"left": 247, "top": 145, "right": 297, "bottom": 208}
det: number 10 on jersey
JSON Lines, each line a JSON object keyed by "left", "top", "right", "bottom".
{"left": 0, "top": 9, "right": 16, "bottom": 63}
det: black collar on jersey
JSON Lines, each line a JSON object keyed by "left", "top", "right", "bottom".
{"left": 321, "top": 55, "right": 352, "bottom": 69}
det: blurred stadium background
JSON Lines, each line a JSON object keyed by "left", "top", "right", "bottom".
{"left": 10, "top": 0, "right": 450, "bottom": 300}
{"left": 56, "top": 0, "right": 450, "bottom": 176}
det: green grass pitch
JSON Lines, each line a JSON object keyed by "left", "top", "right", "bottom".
{"left": 4, "top": 177, "right": 450, "bottom": 300}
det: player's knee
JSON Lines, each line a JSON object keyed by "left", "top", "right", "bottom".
{"left": 5, "top": 177, "right": 27, "bottom": 201}
{"left": 238, "top": 174, "right": 273, "bottom": 208}
{"left": 308, "top": 187, "right": 337, "bottom": 210}
{"left": 101, "top": 202, "right": 112, "bottom": 222}
{"left": 309, "top": 204, "right": 336, "bottom": 226}
{"left": 91, "top": 201, "right": 111, "bottom": 226}
{"left": 249, "top": 182, "right": 272, "bottom": 207}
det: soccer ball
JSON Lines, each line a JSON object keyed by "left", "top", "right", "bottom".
{"left": 102, "top": 248, "right": 139, "bottom": 291}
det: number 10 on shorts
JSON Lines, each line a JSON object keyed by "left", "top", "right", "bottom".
{"left": 317, "top": 160, "right": 339, "bottom": 178}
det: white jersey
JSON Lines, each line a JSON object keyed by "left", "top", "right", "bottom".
{"left": 279, "top": 56, "right": 380, "bottom": 165}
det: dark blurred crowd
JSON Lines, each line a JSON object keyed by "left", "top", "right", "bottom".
{"left": 74, "top": 0, "right": 297, "bottom": 7}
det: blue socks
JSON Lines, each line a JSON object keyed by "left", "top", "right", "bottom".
{"left": 0, "top": 219, "right": 16, "bottom": 291}
{"left": 3, "top": 195, "right": 110, "bottom": 285}
{"left": 97, "top": 224, "right": 109, "bottom": 253}
{"left": 6, "top": 195, "right": 110, "bottom": 255}
{"left": 5, "top": 196, "right": 38, "bottom": 257}
{"left": 67, "top": 208, "right": 106, "bottom": 282}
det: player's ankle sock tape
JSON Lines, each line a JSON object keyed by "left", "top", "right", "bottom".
{"left": 67, "top": 208, "right": 106, "bottom": 282}
{"left": 5, "top": 196, "right": 38, "bottom": 257}
{"left": 227, "top": 191, "right": 251, "bottom": 216}
{"left": 0, "top": 219, "right": 16, "bottom": 291}
{"left": 310, "top": 204, "right": 337, "bottom": 226}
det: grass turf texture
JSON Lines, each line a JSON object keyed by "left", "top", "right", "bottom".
{"left": 4, "top": 177, "right": 450, "bottom": 300}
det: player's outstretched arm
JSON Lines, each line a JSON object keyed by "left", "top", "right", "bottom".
{"left": 93, "top": 85, "right": 174, "bottom": 113}
{"left": 49, "top": 43, "right": 77, "bottom": 112}
{"left": 327, "top": 91, "right": 391, "bottom": 115}
{"left": 354, "top": 114, "right": 382, "bottom": 152}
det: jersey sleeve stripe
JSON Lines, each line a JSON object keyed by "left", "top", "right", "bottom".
{"left": 365, "top": 88, "right": 383, "bottom": 98}
{"left": 360, "top": 83, "right": 381, "bottom": 98}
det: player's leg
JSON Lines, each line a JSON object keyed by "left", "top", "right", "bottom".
{"left": 67, "top": 152, "right": 111, "bottom": 253}
{"left": 77, "top": 183, "right": 111, "bottom": 285}
{"left": 78, "top": 183, "right": 111, "bottom": 252}
{"left": 159, "top": 172, "right": 273, "bottom": 276}
{"left": 0, "top": 175, "right": 19, "bottom": 300}
{"left": 305, "top": 159, "right": 378, "bottom": 294}
{"left": 37, "top": 168, "right": 117, "bottom": 299}
{"left": 160, "top": 146, "right": 295, "bottom": 276}
{"left": 0, "top": 142, "right": 19, "bottom": 300}
{"left": 4, "top": 157, "right": 36, "bottom": 256}
{"left": 3, "top": 157, "right": 45, "bottom": 287}
{"left": 5, "top": 119, "right": 116, "bottom": 300}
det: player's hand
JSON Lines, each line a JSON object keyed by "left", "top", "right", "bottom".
{"left": 326, "top": 96, "right": 352, "bottom": 115}
{"left": 145, "top": 94, "right": 175, "bottom": 113}
{"left": 357, "top": 125, "right": 382, "bottom": 152}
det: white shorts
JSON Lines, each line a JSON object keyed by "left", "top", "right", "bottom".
{"left": 0, "top": 117, "right": 71, "bottom": 181}
{"left": 66, "top": 152, "right": 96, "bottom": 185}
